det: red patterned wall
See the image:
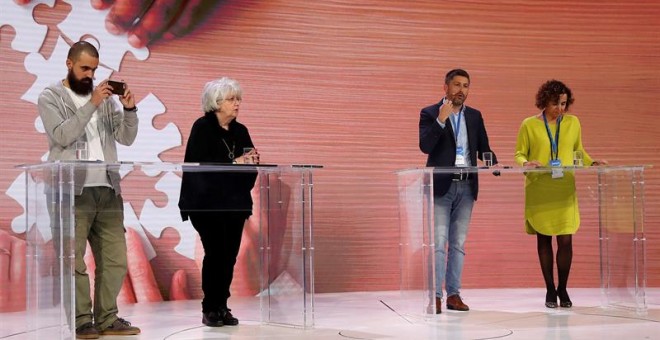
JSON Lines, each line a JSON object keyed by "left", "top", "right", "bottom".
{"left": 1, "top": 1, "right": 658, "bottom": 302}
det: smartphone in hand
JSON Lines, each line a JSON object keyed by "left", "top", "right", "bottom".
{"left": 107, "top": 80, "right": 126, "bottom": 96}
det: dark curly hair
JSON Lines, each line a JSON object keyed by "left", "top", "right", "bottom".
{"left": 535, "top": 80, "right": 574, "bottom": 111}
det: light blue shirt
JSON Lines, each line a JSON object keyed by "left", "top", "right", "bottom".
{"left": 437, "top": 103, "right": 471, "bottom": 167}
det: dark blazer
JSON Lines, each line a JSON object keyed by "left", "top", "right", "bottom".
{"left": 179, "top": 112, "right": 257, "bottom": 221}
{"left": 419, "top": 101, "right": 497, "bottom": 200}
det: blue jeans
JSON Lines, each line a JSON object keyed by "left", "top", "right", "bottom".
{"left": 433, "top": 181, "right": 474, "bottom": 298}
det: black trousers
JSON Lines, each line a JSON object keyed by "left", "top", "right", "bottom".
{"left": 189, "top": 211, "right": 248, "bottom": 312}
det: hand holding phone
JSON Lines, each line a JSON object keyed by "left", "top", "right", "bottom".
{"left": 107, "top": 80, "right": 126, "bottom": 96}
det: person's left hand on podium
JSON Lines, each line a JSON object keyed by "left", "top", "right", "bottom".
{"left": 523, "top": 160, "right": 544, "bottom": 168}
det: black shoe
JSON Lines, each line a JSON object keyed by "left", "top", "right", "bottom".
{"left": 75, "top": 322, "right": 99, "bottom": 339}
{"left": 202, "top": 311, "right": 223, "bottom": 327}
{"left": 545, "top": 290, "right": 558, "bottom": 308}
{"left": 558, "top": 289, "right": 572, "bottom": 308}
{"left": 220, "top": 308, "right": 239, "bottom": 326}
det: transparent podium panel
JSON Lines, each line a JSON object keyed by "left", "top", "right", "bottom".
{"left": 258, "top": 166, "right": 318, "bottom": 328}
{"left": 397, "top": 165, "right": 649, "bottom": 318}
{"left": 598, "top": 166, "right": 647, "bottom": 315}
{"left": 21, "top": 162, "right": 107, "bottom": 340}
{"left": 18, "top": 162, "right": 321, "bottom": 338}
{"left": 396, "top": 168, "right": 434, "bottom": 317}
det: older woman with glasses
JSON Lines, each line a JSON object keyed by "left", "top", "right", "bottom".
{"left": 179, "top": 77, "right": 259, "bottom": 327}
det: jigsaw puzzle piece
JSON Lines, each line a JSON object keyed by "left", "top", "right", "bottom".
{"left": 0, "top": 0, "right": 55, "bottom": 52}
{"left": 117, "top": 93, "right": 181, "bottom": 176}
{"left": 140, "top": 172, "right": 196, "bottom": 260}
{"left": 58, "top": 0, "right": 149, "bottom": 71}
{"left": 8, "top": 171, "right": 53, "bottom": 243}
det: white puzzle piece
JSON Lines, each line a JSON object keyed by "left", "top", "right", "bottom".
{"left": 140, "top": 172, "right": 196, "bottom": 260}
{"left": 58, "top": 0, "right": 149, "bottom": 71}
{"left": 116, "top": 93, "right": 182, "bottom": 177}
{"left": 8, "top": 172, "right": 52, "bottom": 242}
{"left": 0, "top": 0, "right": 55, "bottom": 52}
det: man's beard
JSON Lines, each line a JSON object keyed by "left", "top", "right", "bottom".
{"left": 67, "top": 70, "right": 93, "bottom": 95}
{"left": 451, "top": 94, "right": 466, "bottom": 106}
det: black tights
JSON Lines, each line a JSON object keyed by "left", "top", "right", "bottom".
{"left": 537, "top": 234, "right": 572, "bottom": 301}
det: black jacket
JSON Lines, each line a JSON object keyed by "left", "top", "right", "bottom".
{"left": 419, "top": 101, "right": 497, "bottom": 200}
{"left": 179, "top": 112, "right": 257, "bottom": 220}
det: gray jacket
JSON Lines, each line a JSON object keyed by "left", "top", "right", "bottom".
{"left": 38, "top": 81, "right": 138, "bottom": 195}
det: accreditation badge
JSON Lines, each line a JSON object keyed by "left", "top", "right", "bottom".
{"left": 455, "top": 147, "right": 466, "bottom": 166}
{"left": 550, "top": 159, "right": 564, "bottom": 179}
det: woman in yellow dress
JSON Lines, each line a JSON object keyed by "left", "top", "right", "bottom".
{"left": 514, "top": 80, "right": 606, "bottom": 308}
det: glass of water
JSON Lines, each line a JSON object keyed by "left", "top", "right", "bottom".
{"left": 573, "top": 150, "right": 584, "bottom": 167}
{"left": 483, "top": 152, "right": 493, "bottom": 167}
{"left": 75, "top": 141, "right": 88, "bottom": 160}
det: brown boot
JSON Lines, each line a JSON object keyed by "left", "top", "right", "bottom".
{"left": 446, "top": 294, "right": 469, "bottom": 311}
{"left": 435, "top": 297, "right": 442, "bottom": 314}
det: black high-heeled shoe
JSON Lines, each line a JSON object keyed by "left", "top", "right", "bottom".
{"left": 557, "top": 289, "right": 572, "bottom": 308}
{"left": 545, "top": 290, "right": 558, "bottom": 308}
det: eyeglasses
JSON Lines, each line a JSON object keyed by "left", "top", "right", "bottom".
{"left": 223, "top": 97, "right": 242, "bottom": 103}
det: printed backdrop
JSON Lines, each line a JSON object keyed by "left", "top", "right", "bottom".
{"left": 1, "top": 0, "right": 659, "bottom": 310}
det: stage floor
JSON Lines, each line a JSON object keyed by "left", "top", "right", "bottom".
{"left": 1, "top": 288, "right": 658, "bottom": 339}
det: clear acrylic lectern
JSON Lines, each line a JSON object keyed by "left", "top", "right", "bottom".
{"left": 18, "top": 161, "right": 320, "bottom": 339}
{"left": 397, "top": 165, "right": 648, "bottom": 317}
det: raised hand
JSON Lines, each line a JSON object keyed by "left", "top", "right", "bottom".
{"left": 91, "top": 80, "right": 114, "bottom": 106}
{"left": 438, "top": 98, "right": 454, "bottom": 123}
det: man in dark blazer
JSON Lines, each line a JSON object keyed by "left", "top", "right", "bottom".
{"left": 418, "top": 68, "right": 498, "bottom": 314}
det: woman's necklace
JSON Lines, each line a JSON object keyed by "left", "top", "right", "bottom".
{"left": 221, "top": 138, "right": 235, "bottom": 160}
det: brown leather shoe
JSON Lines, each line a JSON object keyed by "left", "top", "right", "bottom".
{"left": 435, "top": 297, "right": 442, "bottom": 314}
{"left": 446, "top": 294, "right": 469, "bottom": 311}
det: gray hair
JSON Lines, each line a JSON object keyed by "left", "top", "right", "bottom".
{"left": 201, "top": 77, "right": 243, "bottom": 113}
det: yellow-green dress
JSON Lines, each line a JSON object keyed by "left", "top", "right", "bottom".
{"left": 514, "top": 114, "right": 593, "bottom": 235}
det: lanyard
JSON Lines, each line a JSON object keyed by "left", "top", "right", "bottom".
{"left": 542, "top": 112, "right": 561, "bottom": 160}
{"left": 449, "top": 106, "right": 464, "bottom": 143}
